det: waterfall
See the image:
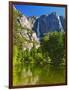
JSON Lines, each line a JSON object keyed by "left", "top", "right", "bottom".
{"left": 57, "top": 16, "right": 63, "bottom": 31}
{"left": 37, "top": 19, "right": 40, "bottom": 38}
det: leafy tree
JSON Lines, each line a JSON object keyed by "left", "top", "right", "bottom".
{"left": 40, "top": 31, "right": 65, "bottom": 66}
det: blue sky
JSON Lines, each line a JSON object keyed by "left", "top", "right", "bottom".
{"left": 15, "top": 5, "right": 65, "bottom": 17}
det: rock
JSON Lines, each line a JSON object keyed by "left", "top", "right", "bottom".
{"left": 20, "top": 15, "right": 32, "bottom": 30}
{"left": 27, "top": 16, "right": 37, "bottom": 28}
{"left": 33, "top": 12, "right": 64, "bottom": 38}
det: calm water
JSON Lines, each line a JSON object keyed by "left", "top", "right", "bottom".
{"left": 13, "top": 63, "right": 66, "bottom": 86}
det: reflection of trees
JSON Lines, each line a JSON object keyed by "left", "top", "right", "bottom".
{"left": 37, "top": 64, "right": 65, "bottom": 84}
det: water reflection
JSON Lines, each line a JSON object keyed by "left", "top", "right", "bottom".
{"left": 13, "top": 63, "right": 66, "bottom": 86}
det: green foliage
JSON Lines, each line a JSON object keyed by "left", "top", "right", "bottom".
{"left": 13, "top": 7, "right": 22, "bottom": 31}
{"left": 40, "top": 31, "right": 65, "bottom": 65}
{"left": 13, "top": 31, "right": 65, "bottom": 67}
{"left": 13, "top": 7, "right": 23, "bottom": 46}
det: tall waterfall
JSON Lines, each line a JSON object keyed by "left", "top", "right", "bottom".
{"left": 57, "top": 16, "right": 63, "bottom": 31}
{"left": 37, "top": 19, "right": 40, "bottom": 38}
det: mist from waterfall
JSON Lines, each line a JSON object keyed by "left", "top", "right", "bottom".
{"left": 37, "top": 19, "right": 40, "bottom": 38}
{"left": 57, "top": 16, "right": 63, "bottom": 31}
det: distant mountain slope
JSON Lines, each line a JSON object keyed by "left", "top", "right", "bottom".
{"left": 14, "top": 6, "right": 64, "bottom": 38}
{"left": 33, "top": 12, "right": 64, "bottom": 38}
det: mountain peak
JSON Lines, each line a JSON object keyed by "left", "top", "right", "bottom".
{"left": 50, "top": 12, "right": 57, "bottom": 16}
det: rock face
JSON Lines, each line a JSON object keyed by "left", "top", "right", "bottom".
{"left": 33, "top": 12, "right": 64, "bottom": 38}
{"left": 19, "top": 15, "right": 37, "bottom": 30}
{"left": 20, "top": 15, "right": 32, "bottom": 30}
{"left": 27, "top": 16, "right": 37, "bottom": 28}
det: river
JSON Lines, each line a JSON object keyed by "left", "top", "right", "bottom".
{"left": 13, "top": 63, "right": 66, "bottom": 86}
